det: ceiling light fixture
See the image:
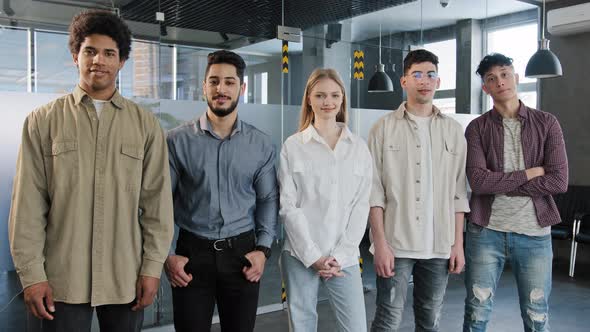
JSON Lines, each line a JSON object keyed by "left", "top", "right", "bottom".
{"left": 525, "top": 0, "right": 562, "bottom": 78}
{"left": 368, "top": 23, "right": 394, "bottom": 93}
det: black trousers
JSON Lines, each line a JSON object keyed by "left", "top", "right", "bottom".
{"left": 172, "top": 229, "right": 260, "bottom": 332}
{"left": 29, "top": 302, "right": 143, "bottom": 332}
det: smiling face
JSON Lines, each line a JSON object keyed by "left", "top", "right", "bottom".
{"left": 401, "top": 61, "right": 441, "bottom": 105}
{"left": 73, "top": 33, "right": 125, "bottom": 100}
{"left": 482, "top": 65, "right": 519, "bottom": 104}
{"left": 307, "top": 78, "right": 344, "bottom": 123}
{"left": 203, "top": 63, "right": 245, "bottom": 117}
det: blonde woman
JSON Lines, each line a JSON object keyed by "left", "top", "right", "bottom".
{"left": 278, "top": 68, "right": 372, "bottom": 332}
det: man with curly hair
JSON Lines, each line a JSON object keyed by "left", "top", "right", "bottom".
{"left": 8, "top": 10, "right": 174, "bottom": 332}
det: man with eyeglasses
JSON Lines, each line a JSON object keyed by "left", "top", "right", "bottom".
{"left": 368, "top": 49, "right": 470, "bottom": 331}
{"left": 463, "top": 53, "right": 568, "bottom": 332}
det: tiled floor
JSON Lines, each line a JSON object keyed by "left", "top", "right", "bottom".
{"left": 3, "top": 241, "right": 590, "bottom": 331}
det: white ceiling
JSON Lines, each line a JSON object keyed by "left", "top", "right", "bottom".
{"left": 351, "top": 0, "right": 537, "bottom": 41}
{"left": 236, "top": 0, "right": 539, "bottom": 56}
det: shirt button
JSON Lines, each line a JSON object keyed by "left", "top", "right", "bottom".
{"left": 416, "top": 216, "right": 420, "bottom": 220}
{"left": 416, "top": 162, "right": 421, "bottom": 166}
{"left": 413, "top": 126, "right": 418, "bottom": 130}
{"left": 416, "top": 180, "right": 420, "bottom": 183}
{"left": 417, "top": 145, "right": 421, "bottom": 148}
{"left": 416, "top": 197, "right": 420, "bottom": 202}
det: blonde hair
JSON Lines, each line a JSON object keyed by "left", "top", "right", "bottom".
{"left": 298, "top": 68, "right": 348, "bottom": 132}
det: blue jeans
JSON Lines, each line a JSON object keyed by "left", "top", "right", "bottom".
{"left": 463, "top": 222, "right": 553, "bottom": 332}
{"left": 371, "top": 258, "right": 449, "bottom": 332}
{"left": 280, "top": 251, "right": 367, "bottom": 332}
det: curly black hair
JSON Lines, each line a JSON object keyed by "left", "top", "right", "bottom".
{"left": 476, "top": 53, "right": 514, "bottom": 78}
{"left": 403, "top": 49, "right": 439, "bottom": 75}
{"left": 68, "top": 10, "right": 132, "bottom": 61}
{"left": 205, "top": 50, "right": 246, "bottom": 83}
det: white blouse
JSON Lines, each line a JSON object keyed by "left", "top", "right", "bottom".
{"left": 278, "top": 123, "right": 372, "bottom": 269}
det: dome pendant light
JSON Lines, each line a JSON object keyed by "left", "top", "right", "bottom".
{"left": 525, "top": 0, "right": 562, "bottom": 78}
{"left": 368, "top": 24, "right": 394, "bottom": 92}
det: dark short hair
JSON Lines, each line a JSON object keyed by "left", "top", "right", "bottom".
{"left": 476, "top": 53, "right": 514, "bottom": 78}
{"left": 205, "top": 50, "right": 246, "bottom": 83}
{"left": 68, "top": 10, "right": 132, "bottom": 61}
{"left": 403, "top": 49, "right": 439, "bottom": 75}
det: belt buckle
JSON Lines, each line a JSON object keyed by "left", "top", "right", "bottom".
{"left": 213, "top": 239, "right": 225, "bottom": 251}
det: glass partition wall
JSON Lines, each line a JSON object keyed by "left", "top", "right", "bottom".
{"left": 0, "top": 0, "right": 538, "bottom": 330}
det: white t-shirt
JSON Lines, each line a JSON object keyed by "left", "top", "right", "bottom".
{"left": 92, "top": 99, "right": 108, "bottom": 118}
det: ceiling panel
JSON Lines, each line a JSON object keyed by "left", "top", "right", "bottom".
{"left": 119, "top": 0, "right": 415, "bottom": 39}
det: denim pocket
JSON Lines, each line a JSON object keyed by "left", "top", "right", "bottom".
{"left": 467, "top": 222, "right": 484, "bottom": 235}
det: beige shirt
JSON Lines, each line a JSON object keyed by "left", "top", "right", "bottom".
{"left": 368, "top": 102, "right": 470, "bottom": 256}
{"left": 9, "top": 86, "right": 174, "bottom": 306}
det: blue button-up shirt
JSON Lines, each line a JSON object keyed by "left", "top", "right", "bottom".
{"left": 167, "top": 113, "right": 278, "bottom": 247}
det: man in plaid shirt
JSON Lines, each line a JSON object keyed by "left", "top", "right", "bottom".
{"left": 463, "top": 53, "right": 568, "bottom": 332}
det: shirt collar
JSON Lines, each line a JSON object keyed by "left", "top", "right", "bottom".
{"left": 73, "top": 85, "right": 124, "bottom": 109}
{"left": 300, "top": 122, "right": 353, "bottom": 144}
{"left": 393, "top": 101, "right": 443, "bottom": 120}
{"left": 198, "top": 112, "right": 242, "bottom": 139}
{"left": 490, "top": 99, "right": 529, "bottom": 123}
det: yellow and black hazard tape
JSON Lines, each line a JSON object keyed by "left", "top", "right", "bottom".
{"left": 359, "top": 256, "right": 364, "bottom": 273}
{"left": 353, "top": 50, "right": 364, "bottom": 80}
{"left": 281, "top": 280, "right": 287, "bottom": 303}
{"left": 282, "top": 41, "right": 289, "bottom": 74}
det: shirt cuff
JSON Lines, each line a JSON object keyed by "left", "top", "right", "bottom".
{"left": 300, "top": 247, "right": 323, "bottom": 269}
{"left": 369, "top": 197, "right": 385, "bottom": 209}
{"left": 139, "top": 258, "right": 164, "bottom": 279}
{"left": 17, "top": 263, "right": 48, "bottom": 289}
{"left": 454, "top": 197, "right": 471, "bottom": 213}
{"left": 255, "top": 233, "right": 274, "bottom": 249}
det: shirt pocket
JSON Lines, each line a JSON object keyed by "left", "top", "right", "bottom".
{"left": 44, "top": 140, "right": 79, "bottom": 192}
{"left": 444, "top": 140, "right": 458, "bottom": 155}
{"left": 120, "top": 143, "right": 144, "bottom": 192}
{"left": 383, "top": 144, "right": 404, "bottom": 176}
{"left": 342, "top": 161, "right": 367, "bottom": 204}
{"left": 386, "top": 144, "right": 402, "bottom": 152}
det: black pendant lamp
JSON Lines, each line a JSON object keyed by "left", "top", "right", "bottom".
{"left": 368, "top": 24, "right": 393, "bottom": 92}
{"left": 525, "top": 0, "right": 562, "bottom": 78}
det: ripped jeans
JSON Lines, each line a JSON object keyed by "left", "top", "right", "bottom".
{"left": 371, "top": 258, "right": 449, "bottom": 332}
{"left": 463, "top": 222, "right": 552, "bottom": 332}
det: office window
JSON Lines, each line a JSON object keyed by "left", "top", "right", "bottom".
{"left": 424, "top": 39, "right": 456, "bottom": 90}
{"left": 426, "top": 39, "right": 456, "bottom": 113}
{"left": 34, "top": 31, "right": 77, "bottom": 94}
{"left": 120, "top": 40, "right": 173, "bottom": 99}
{"left": 0, "top": 26, "right": 28, "bottom": 92}
{"left": 433, "top": 98, "right": 456, "bottom": 114}
{"left": 487, "top": 23, "right": 538, "bottom": 108}
{"left": 253, "top": 72, "right": 268, "bottom": 104}
{"left": 243, "top": 75, "right": 248, "bottom": 103}
{"left": 175, "top": 46, "right": 209, "bottom": 101}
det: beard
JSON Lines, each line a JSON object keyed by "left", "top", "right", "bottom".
{"left": 207, "top": 95, "right": 239, "bottom": 117}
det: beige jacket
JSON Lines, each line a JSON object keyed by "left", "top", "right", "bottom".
{"left": 9, "top": 86, "right": 174, "bottom": 306}
{"left": 368, "top": 102, "right": 470, "bottom": 255}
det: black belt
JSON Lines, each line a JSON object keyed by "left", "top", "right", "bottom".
{"left": 179, "top": 229, "right": 255, "bottom": 252}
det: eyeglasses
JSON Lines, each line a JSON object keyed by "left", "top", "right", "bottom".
{"left": 409, "top": 71, "right": 438, "bottom": 80}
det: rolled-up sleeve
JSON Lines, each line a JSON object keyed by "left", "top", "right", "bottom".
{"left": 253, "top": 145, "right": 279, "bottom": 248}
{"left": 368, "top": 121, "right": 386, "bottom": 209}
{"left": 454, "top": 133, "right": 470, "bottom": 213}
